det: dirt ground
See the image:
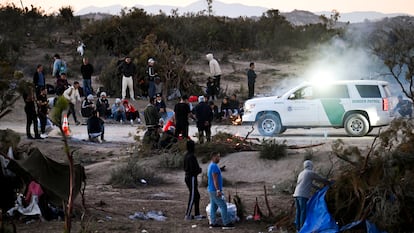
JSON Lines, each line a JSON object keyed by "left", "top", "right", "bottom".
{"left": 1, "top": 58, "right": 376, "bottom": 233}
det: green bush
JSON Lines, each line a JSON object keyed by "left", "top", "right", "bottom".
{"left": 259, "top": 139, "right": 288, "bottom": 160}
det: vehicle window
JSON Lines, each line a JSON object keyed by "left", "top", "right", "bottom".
{"left": 315, "top": 85, "right": 349, "bottom": 98}
{"left": 290, "top": 86, "right": 313, "bottom": 99}
{"left": 356, "top": 85, "right": 381, "bottom": 98}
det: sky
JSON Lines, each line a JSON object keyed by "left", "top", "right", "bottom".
{"left": 2, "top": 0, "right": 414, "bottom": 15}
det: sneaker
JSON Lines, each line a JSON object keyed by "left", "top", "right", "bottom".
{"left": 222, "top": 223, "right": 235, "bottom": 230}
{"left": 184, "top": 215, "right": 193, "bottom": 221}
{"left": 194, "top": 215, "right": 206, "bottom": 220}
{"left": 137, "top": 118, "right": 141, "bottom": 124}
{"left": 209, "top": 223, "right": 222, "bottom": 229}
{"left": 120, "top": 120, "right": 123, "bottom": 124}
{"left": 130, "top": 119, "right": 134, "bottom": 125}
{"left": 131, "top": 98, "right": 136, "bottom": 101}
{"left": 75, "top": 121, "right": 81, "bottom": 125}
{"left": 40, "top": 134, "right": 48, "bottom": 139}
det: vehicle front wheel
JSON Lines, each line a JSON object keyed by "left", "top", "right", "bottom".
{"left": 344, "top": 113, "right": 369, "bottom": 137}
{"left": 257, "top": 113, "right": 283, "bottom": 136}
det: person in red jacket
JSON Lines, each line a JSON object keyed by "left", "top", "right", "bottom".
{"left": 122, "top": 99, "right": 141, "bottom": 125}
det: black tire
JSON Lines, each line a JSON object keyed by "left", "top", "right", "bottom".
{"left": 344, "top": 113, "right": 369, "bottom": 137}
{"left": 257, "top": 113, "right": 282, "bottom": 136}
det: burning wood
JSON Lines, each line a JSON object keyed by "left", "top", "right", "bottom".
{"left": 230, "top": 115, "right": 242, "bottom": 125}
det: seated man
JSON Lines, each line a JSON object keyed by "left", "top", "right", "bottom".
{"left": 96, "top": 92, "right": 111, "bottom": 119}
{"left": 111, "top": 98, "right": 126, "bottom": 123}
{"left": 394, "top": 94, "right": 413, "bottom": 118}
{"left": 87, "top": 110, "right": 104, "bottom": 142}
{"left": 81, "top": 94, "right": 95, "bottom": 119}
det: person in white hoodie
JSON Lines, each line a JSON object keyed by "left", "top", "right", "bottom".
{"left": 63, "top": 81, "right": 81, "bottom": 125}
{"left": 206, "top": 53, "right": 222, "bottom": 97}
{"left": 293, "top": 160, "right": 330, "bottom": 231}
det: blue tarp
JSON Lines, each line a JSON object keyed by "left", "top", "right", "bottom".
{"left": 299, "top": 186, "right": 339, "bottom": 233}
{"left": 298, "top": 186, "right": 387, "bottom": 233}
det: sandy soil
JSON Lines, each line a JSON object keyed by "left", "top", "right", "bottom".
{"left": 0, "top": 58, "right": 376, "bottom": 233}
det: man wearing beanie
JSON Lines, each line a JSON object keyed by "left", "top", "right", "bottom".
{"left": 192, "top": 95, "right": 213, "bottom": 143}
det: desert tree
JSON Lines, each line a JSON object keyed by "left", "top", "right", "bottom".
{"left": 206, "top": 0, "right": 213, "bottom": 16}
{"left": 369, "top": 16, "right": 414, "bottom": 101}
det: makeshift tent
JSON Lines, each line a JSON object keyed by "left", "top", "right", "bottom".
{"left": 7, "top": 148, "right": 86, "bottom": 206}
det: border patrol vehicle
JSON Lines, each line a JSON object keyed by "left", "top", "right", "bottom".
{"left": 242, "top": 80, "right": 395, "bottom": 137}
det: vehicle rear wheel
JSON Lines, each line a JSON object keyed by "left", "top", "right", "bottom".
{"left": 257, "top": 113, "right": 282, "bottom": 136}
{"left": 344, "top": 113, "right": 369, "bottom": 137}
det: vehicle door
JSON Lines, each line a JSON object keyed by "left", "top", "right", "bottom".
{"left": 283, "top": 85, "right": 319, "bottom": 126}
{"left": 316, "top": 84, "right": 349, "bottom": 126}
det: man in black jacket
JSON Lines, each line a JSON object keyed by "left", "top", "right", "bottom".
{"left": 87, "top": 110, "right": 104, "bottom": 142}
{"left": 183, "top": 140, "right": 205, "bottom": 220}
{"left": 193, "top": 96, "right": 213, "bottom": 143}
{"left": 119, "top": 56, "right": 136, "bottom": 101}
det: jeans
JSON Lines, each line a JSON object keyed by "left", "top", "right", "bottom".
{"left": 113, "top": 111, "right": 126, "bottom": 122}
{"left": 294, "top": 197, "right": 308, "bottom": 231}
{"left": 83, "top": 79, "right": 92, "bottom": 96}
{"left": 208, "top": 191, "right": 230, "bottom": 225}
{"left": 148, "top": 81, "right": 156, "bottom": 98}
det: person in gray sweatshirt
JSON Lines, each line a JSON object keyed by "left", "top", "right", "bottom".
{"left": 293, "top": 160, "right": 330, "bottom": 231}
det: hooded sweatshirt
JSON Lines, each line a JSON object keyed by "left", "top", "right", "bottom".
{"left": 293, "top": 160, "right": 328, "bottom": 199}
{"left": 206, "top": 53, "right": 222, "bottom": 77}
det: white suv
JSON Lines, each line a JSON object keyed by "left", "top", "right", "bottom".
{"left": 242, "top": 80, "right": 395, "bottom": 137}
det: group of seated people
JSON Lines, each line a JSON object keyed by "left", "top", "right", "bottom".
{"left": 80, "top": 92, "right": 141, "bottom": 142}
{"left": 213, "top": 94, "right": 243, "bottom": 122}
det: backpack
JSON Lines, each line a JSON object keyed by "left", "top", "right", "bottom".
{"left": 58, "top": 60, "right": 67, "bottom": 75}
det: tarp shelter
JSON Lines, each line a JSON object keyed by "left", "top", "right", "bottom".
{"left": 7, "top": 148, "right": 86, "bottom": 206}
{"left": 299, "top": 186, "right": 387, "bottom": 233}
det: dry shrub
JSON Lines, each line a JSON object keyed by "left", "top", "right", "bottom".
{"left": 197, "top": 132, "right": 252, "bottom": 163}
{"left": 259, "top": 139, "right": 288, "bottom": 160}
{"left": 109, "top": 156, "right": 164, "bottom": 188}
{"left": 326, "top": 119, "right": 414, "bottom": 232}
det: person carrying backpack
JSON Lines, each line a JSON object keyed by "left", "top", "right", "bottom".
{"left": 52, "top": 54, "right": 67, "bottom": 79}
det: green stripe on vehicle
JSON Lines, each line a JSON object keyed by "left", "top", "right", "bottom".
{"left": 321, "top": 99, "right": 345, "bottom": 125}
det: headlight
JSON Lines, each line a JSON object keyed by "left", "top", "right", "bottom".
{"left": 244, "top": 103, "right": 256, "bottom": 111}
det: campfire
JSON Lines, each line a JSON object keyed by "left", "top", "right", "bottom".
{"left": 230, "top": 115, "right": 242, "bottom": 125}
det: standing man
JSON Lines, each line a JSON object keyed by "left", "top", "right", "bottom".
{"left": 63, "top": 81, "right": 81, "bottom": 125}
{"left": 119, "top": 56, "right": 136, "bottom": 101}
{"left": 293, "top": 160, "right": 330, "bottom": 231}
{"left": 80, "top": 57, "right": 94, "bottom": 96}
{"left": 206, "top": 53, "right": 222, "bottom": 97}
{"left": 37, "top": 87, "right": 49, "bottom": 138}
{"left": 144, "top": 97, "right": 161, "bottom": 147}
{"left": 146, "top": 58, "right": 157, "bottom": 98}
{"left": 52, "top": 54, "right": 66, "bottom": 79}
{"left": 174, "top": 95, "right": 192, "bottom": 139}
{"left": 247, "top": 62, "right": 257, "bottom": 99}
{"left": 183, "top": 140, "right": 205, "bottom": 220}
{"left": 23, "top": 86, "right": 41, "bottom": 139}
{"left": 207, "top": 152, "right": 235, "bottom": 230}
{"left": 33, "top": 64, "right": 45, "bottom": 99}
{"left": 193, "top": 96, "right": 213, "bottom": 144}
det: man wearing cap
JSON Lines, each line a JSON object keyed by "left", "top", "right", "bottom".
{"left": 155, "top": 93, "right": 167, "bottom": 121}
{"left": 193, "top": 95, "right": 213, "bottom": 143}
{"left": 146, "top": 58, "right": 158, "bottom": 98}
{"left": 119, "top": 56, "right": 136, "bottom": 101}
{"left": 96, "top": 92, "right": 111, "bottom": 119}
